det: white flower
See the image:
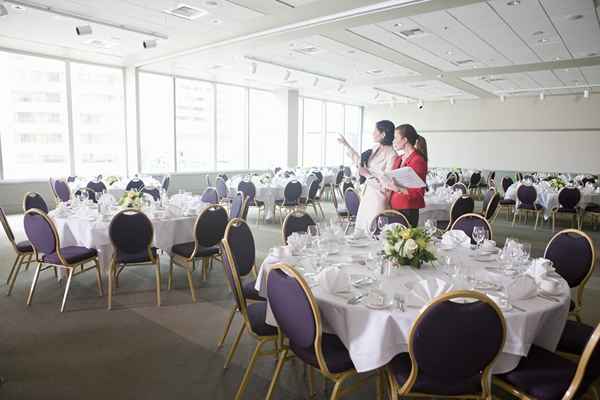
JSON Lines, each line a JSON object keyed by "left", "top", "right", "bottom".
{"left": 394, "top": 241, "right": 403, "bottom": 252}
{"left": 384, "top": 242, "right": 394, "bottom": 255}
{"left": 403, "top": 239, "right": 418, "bottom": 259}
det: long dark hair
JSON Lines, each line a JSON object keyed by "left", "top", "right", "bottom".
{"left": 375, "top": 120, "right": 395, "bottom": 146}
{"left": 397, "top": 124, "right": 428, "bottom": 162}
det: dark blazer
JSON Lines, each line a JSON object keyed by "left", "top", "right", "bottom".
{"left": 359, "top": 149, "right": 372, "bottom": 184}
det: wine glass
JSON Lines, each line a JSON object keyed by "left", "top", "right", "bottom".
{"left": 377, "top": 215, "right": 389, "bottom": 233}
{"left": 424, "top": 219, "right": 437, "bottom": 238}
{"left": 472, "top": 226, "right": 486, "bottom": 251}
{"left": 81, "top": 189, "right": 89, "bottom": 203}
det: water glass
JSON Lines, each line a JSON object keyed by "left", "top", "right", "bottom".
{"left": 472, "top": 226, "right": 486, "bottom": 250}
{"left": 424, "top": 219, "right": 437, "bottom": 238}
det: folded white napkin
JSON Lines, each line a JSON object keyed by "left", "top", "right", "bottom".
{"left": 507, "top": 275, "right": 537, "bottom": 300}
{"left": 318, "top": 267, "right": 351, "bottom": 294}
{"left": 405, "top": 278, "right": 454, "bottom": 307}
{"left": 441, "top": 230, "right": 471, "bottom": 248}
{"left": 287, "top": 233, "right": 308, "bottom": 254}
{"left": 167, "top": 204, "right": 183, "bottom": 218}
{"left": 481, "top": 239, "right": 497, "bottom": 251}
{"left": 527, "top": 258, "right": 555, "bottom": 279}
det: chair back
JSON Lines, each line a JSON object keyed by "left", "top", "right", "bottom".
{"left": 344, "top": 188, "right": 360, "bottom": 218}
{"left": 307, "top": 179, "right": 320, "bottom": 201}
{"left": 445, "top": 174, "right": 457, "bottom": 187}
{"left": 86, "top": 181, "right": 107, "bottom": 194}
{"left": 126, "top": 178, "right": 145, "bottom": 191}
{"left": 142, "top": 188, "right": 160, "bottom": 201}
{"left": 23, "top": 192, "right": 49, "bottom": 213}
{"left": 223, "top": 218, "right": 255, "bottom": 277}
{"left": 369, "top": 210, "right": 409, "bottom": 236}
{"left": 221, "top": 236, "right": 248, "bottom": 317}
{"left": 67, "top": 176, "right": 76, "bottom": 183}
{"left": 283, "top": 180, "right": 302, "bottom": 204}
{"left": 402, "top": 291, "right": 505, "bottom": 396}
{"left": 229, "top": 192, "right": 246, "bottom": 220}
{"left": 544, "top": 229, "right": 595, "bottom": 289}
{"left": 501, "top": 176, "right": 514, "bottom": 193}
{"left": 201, "top": 187, "right": 219, "bottom": 204}
{"left": 484, "top": 192, "right": 500, "bottom": 220}
{"left": 215, "top": 177, "right": 228, "bottom": 199}
{"left": 282, "top": 211, "right": 315, "bottom": 244}
{"left": 335, "top": 170, "right": 344, "bottom": 186}
{"left": 23, "top": 209, "right": 59, "bottom": 259}
{"left": 582, "top": 177, "right": 596, "bottom": 186}
{"left": 54, "top": 179, "right": 71, "bottom": 202}
{"left": 453, "top": 182, "right": 468, "bottom": 194}
{"left": 451, "top": 213, "right": 493, "bottom": 244}
{"left": 469, "top": 172, "right": 481, "bottom": 188}
{"left": 558, "top": 187, "right": 581, "bottom": 210}
{"left": 161, "top": 176, "right": 170, "bottom": 191}
{"left": 481, "top": 189, "right": 495, "bottom": 212}
{"left": 75, "top": 187, "right": 97, "bottom": 203}
{"left": 564, "top": 323, "right": 600, "bottom": 400}
{"left": 0, "top": 207, "right": 17, "bottom": 246}
{"left": 267, "top": 265, "right": 329, "bottom": 372}
{"left": 341, "top": 180, "right": 354, "bottom": 194}
{"left": 237, "top": 180, "right": 256, "bottom": 204}
{"left": 449, "top": 195, "right": 475, "bottom": 224}
{"left": 109, "top": 210, "right": 154, "bottom": 262}
{"left": 516, "top": 172, "right": 524, "bottom": 181}
{"left": 516, "top": 184, "right": 537, "bottom": 206}
{"left": 343, "top": 166, "right": 352, "bottom": 177}
{"left": 193, "top": 205, "right": 228, "bottom": 252}
{"left": 313, "top": 171, "right": 323, "bottom": 185}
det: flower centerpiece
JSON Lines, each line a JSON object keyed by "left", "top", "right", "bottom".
{"left": 105, "top": 175, "right": 119, "bottom": 186}
{"left": 382, "top": 225, "right": 436, "bottom": 269}
{"left": 118, "top": 190, "right": 142, "bottom": 209}
{"left": 549, "top": 177, "right": 566, "bottom": 191}
{"left": 259, "top": 173, "right": 273, "bottom": 185}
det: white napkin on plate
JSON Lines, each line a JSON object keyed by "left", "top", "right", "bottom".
{"left": 405, "top": 278, "right": 454, "bottom": 307}
{"left": 441, "top": 230, "right": 471, "bottom": 248}
{"left": 287, "top": 233, "right": 308, "bottom": 254}
{"left": 481, "top": 240, "right": 497, "bottom": 251}
{"left": 507, "top": 275, "right": 537, "bottom": 300}
{"left": 527, "top": 258, "right": 555, "bottom": 279}
{"left": 318, "top": 267, "right": 351, "bottom": 294}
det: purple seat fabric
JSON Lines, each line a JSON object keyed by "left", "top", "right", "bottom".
{"left": 109, "top": 211, "right": 155, "bottom": 265}
{"left": 75, "top": 187, "right": 97, "bottom": 203}
{"left": 283, "top": 213, "right": 315, "bottom": 244}
{"left": 237, "top": 181, "right": 257, "bottom": 204}
{"left": 201, "top": 188, "right": 219, "bottom": 204}
{"left": 390, "top": 353, "right": 482, "bottom": 395}
{"left": 370, "top": 213, "right": 409, "bottom": 235}
{"left": 126, "top": 179, "right": 144, "bottom": 191}
{"left": 229, "top": 193, "right": 245, "bottom": 220}
{"left": 246, "top": 302, "right": 277, "bottom": 336}
{"left": 485, "top": 193, "right": 500, "bottom": 219}
{"left": 242, "top": 280, "right": 263, "bottom": 301}
{"left": 452, "top": 216, "right": 491, "bottom": 244}
{"left": 215, "top": 178, "right": 228, "bottom": 199}
{"left": 499, "top": 198, "right": 516, "bottom": 205}
{"left": 556, "top": 188, "right": 581, "bottom": 213}
{"left": 558, "top": 320, "right": 594, "bottom": 355}
{"left": 290, "top": 333, "right": 354, "bottom": 374}
{"left": 24, "top": 211, "right": 56, "bottom": 255}
{"left": 43, "top": 246, "right": 97, "bottom": 265}
{"left": 517, "top": 185, "right": 542, "bottom": 210}
{"left": 450, "top": 196, "right": 475, "bottom": 221}
{"left": 468, "top": 172, "right": 481, "bottom": 189}
{"left": 344, "top": 189, "right": 360, "bottom": 218}
{"left": 502, "top": 176, "right": 514, "bottom": 193}
{"left": 276, "top": 181, "right": 303, "bottom": 206}
{"left": 481, "top": 189, "right": 495, "bottom": 212}
{"left": 86, "top": 181, "right": 107, "bottom": 193}
{"left": 54, "top": 180, "right": 71, "bottom": 202}
{"left": 116, "top": 247, "right": 157, "bottom": 264}
{"left": 225, "top": 219, "right": 256, "bottom": 277}
{"left": 171, "top": 241, "right": 219, "bottom": 258}
{"left": 16, "top": 240, "right": 33, "bottom": 253}
{"left": 24, "top": 193, "right": 49, "bottom": 213}
{"left": 161, "top": 176, "right": 170, "bottom": 191}
{"left": 545, "top": 231, "right": 593, "bottom": 288}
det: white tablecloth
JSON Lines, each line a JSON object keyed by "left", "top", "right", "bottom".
{"left": 256, "top": 242, "right": 570, "bottom": 374}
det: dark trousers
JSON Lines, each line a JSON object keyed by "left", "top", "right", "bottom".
{"left": 399, "top": 209, "right": 419, "bottom": 228}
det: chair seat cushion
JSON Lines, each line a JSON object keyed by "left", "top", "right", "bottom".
{"left": 518, "top": 203, "right": 543, "bottom": 211}
{"left": 242, "top": 280, "right": 264, "bottom": 301}
{"left": 43, "top": 246, "right": 97, "bottom": 265}
{"left": 390, "top": 352, "right": 482, "bottom": 396}
{"left": 116, "top": 247, "right": 157, "bottom": 264}
{"left": 171, "top": 242, "right": 219, "bottom": 258}
{"left": 557, "top": 320, "right": 593, "bottom": 355}
{"left": 290, "top": 333, "right": 354, "bottom": 374}
{"left": 337, "top": 207, "right": 348, "bottom": 217}
{"left": 499, "top": 199, "right": 516, "bottom": 205}
{"left": 275, "top": 199, "right": 299, "bottom": 207}
{"left": 556, "top": 207, "right": 578, "bottom": 214}
{"left": 497, "top": 346, "right": 577, "bottom": 400}
{"left": 16, "top": 240, "right": 33, "bottom": 253}
{"left": 246, "top": 302, "right": 277, "bottom": 337}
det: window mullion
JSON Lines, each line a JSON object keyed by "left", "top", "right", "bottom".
{"left": 173, "top": 77, "right": 177, "bottom": 173}
{"left": 65, "top": 61, "right": 76, "bottom": 176}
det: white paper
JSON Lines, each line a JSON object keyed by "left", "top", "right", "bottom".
{"left": 384, "top": 167, "right": 426, "bottom": 189}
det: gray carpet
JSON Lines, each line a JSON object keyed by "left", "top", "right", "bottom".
{"left": 0, "top": 201, "right": 599, "bottom": 399}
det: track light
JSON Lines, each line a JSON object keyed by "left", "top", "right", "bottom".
{"left": 312, "top": 77, "right": 319, "bottom": 87}
{"left": 337, "top": 83, "right": 345, "bottom": 93}
{"left": 584, "top": 89, "right": 590, "bottom": 98}
{"left": 143, "top": 39, "right": 157, "bottom": 49}
{"left": 0, "top": 4, "right": 8, "bottom": 17}
{"left": 75, "top": 25, "right": 92, "bottom": 36}
{"left": 284, "top": 70, "right": 291, "bottom": 81}
{"left": 250, "top": 62, "right": 257, "bottom": 74}
{"left": 374, "top": 91, "right": 380, "bottom": 100}
{"left": 539, "top": 92, "right": 545, "bottom": 100}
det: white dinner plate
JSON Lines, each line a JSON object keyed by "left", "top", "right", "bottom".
{"left": 365, "top": 298, "right": 394, "bottom": 310}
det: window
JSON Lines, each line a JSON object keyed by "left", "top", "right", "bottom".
{"left": 138, "top": 73, "right": 175, "bottom": 173}
{"left": 175, "top": 79, "right": 214, "bottom": 172}
{"left": 302, "top": 98, "right": 323, "bottom": 167}
{"left": 344, "top": 105, "right": 362, "bottom": 164}
{"left": 216, "top": 84, "right": 247, "bottom": 170}
{"left": 0, "top": 51, "right": 70, "bottom": 179}
{"left": 325, "top": 102, "right": 344, "bottom": 166}
{"left": 249, "top": 89, "right": 284, "bottom": 169}
{"left": 71, "top": 63, "right": 126, "bottom": 176}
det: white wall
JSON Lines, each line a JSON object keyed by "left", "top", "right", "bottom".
{"left": 364, "top": 93, "right": 600, "bottom": 174}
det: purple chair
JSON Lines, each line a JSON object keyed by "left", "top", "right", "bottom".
{"left": 388, "top": 291, "right": 505, "bottom": 398}
{"left": 495, "top": 323, "right": 600, "bottom": 400}
{"left": 142, "top": 187, "right": 160, "bottom": 201}
{"left": 274, "top": 180, "right": 303, "bottom": 223}
{"left": 344, "top": 187, "right": 361, "bottom": 234}
{"left": 552, "top": 187, "right": 582, "bottom": 231}
{"left": 544, "top": 229, "right": 595, "bottom": 321}
{"left": 445, "top": 172, "right": 458, "bottom": 187}
{"left": 229, "top": 191, "right": 247, "bottom": 221}
{"left": 437, "top": 195, "right": 475, "bottom": 231}
{"left": 238, "top": 180, "right": 265, "bottom": 224}
{"left": 452, "top": 182, "right": 468, "bottom": 195}
{"left": 215, "top": 177, "right": 230, "bottom": 203}
{"left": 169, "top": 205, "right": 228, "bottom": 302}
{"left": 498, "top": 176, "right": 516, "bottom": 219}
{"left": 265, "top": 264, "right": 358, "bottom": 399}
{"left": 125, "top": 178, "right": 144, "bottom": 191}
{"left": 369, "top": 210, "right": 410, "bottom": 236}
{"left": 304, "top": 179, "right": 325, "bottom": 220}
{"left": 201, "top": 187, "right": 219, "bottom": 204}
{"left": 468, "top": 171, "right": 482, "bottom": 198}
{"left": 282, "top": 211, "right": 315, "bottom": 244}
{"left": 220, "top": 222, "right": 277, "bottom": 399}
{"left": 23, "top": 192, "right": 49, "bottom": 213}
{"left": 513, "top": 184, "right": 543, "bottom": 230}
{"left": 75, "top": 187, "right": 97, "bottom": 203}
{"left": 0, "top": 207, "right": 33, "bottom": 296}
{"left": 86, "top": 181, "right": 107, "bottom": 194}
{"left": 481, "top": 189, "right": 500, "bottom": 221}
{"left": 67, "top": 176, "right": 76, "bottom": 183}
{"left": 161, "top": 175, "right": 170, "bottom": 192}
{"left": 53, "top": 179, "right": 71, "bottom": 203}
{"left": 451, "top": 213, "right": 493, "bottom": 244}
{"left": 331, "top": 184, "right": 349, "bottom": 220}
{"left": 108, "top": 209, "right": 159, "bottom": 310}
{"left": 23, "top": 209, "right": 102, "bottom": 312}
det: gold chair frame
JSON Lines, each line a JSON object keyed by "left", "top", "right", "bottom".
{"left": 274, "top": 180, "right": 303, "bottom": 225}
{"left": 304, "top": 180, "right": 326, "bottom": 220}
{"left": 107, "top": 209, "right": 160, "bottom": 310}
{"left": 343, "top": 187, "right": 361, "bottom": 234}
{"left": 281, "top": 210, "right": 316, "bottom": 245}
{"left": 512, "top": 185, "right": 543, "bottom": 230}
{"left": 0, "top": 207, "right": 34, "bottom": 296}
{"left": 439, "top": 195, "right": 474, "bottom": 232}
{"left": 386, "top": 290, "right": 507, "bottom": 400}
{"left": 544, "top": 229, "right": 596, "bottom": 322}
{"left": 369, "top": 209, "right": 410, "bottom": 233}
{"left": 494, "top": 323, "right": 600, "bottom": 400}
{"left": 498, "top": 177, "right": 516, "bottom": 221}
{"left": 451, "top": 213, "right": 494, "bottom": 242}
{"left": 24, "top": 209, "right": 103, "bottom": 312}
{"left": 551, "top": 187, "right": 583, "bottom": 232}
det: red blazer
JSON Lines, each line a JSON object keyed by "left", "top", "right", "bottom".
{"left": 389, "top": 151, "right": 428, "bottom": 210}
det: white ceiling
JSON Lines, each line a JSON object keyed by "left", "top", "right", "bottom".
{"left": 0, "top": 0, "right": 599, "bottom": 104}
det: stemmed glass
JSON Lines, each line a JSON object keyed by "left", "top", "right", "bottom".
{"left": 424, "top": 219, "right": 437, "bottom": 238}
{"left": 81, "top": 189, "right": 89, "bottom": 203}
{"left": 472, "top": 226, "right": 486, "bottom": 252}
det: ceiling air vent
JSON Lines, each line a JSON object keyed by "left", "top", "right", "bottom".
{"left": 293, "top": 46, "right": 324, "bottom": 55}
{"left": 163, "top": 4, "right": 208, "bottom": 20}
{"left": 398, "top": 28, "right": 426, "bottom": 38}
{"left": 455, "top": 59, "right": 474, "bottom": 65}
{"left": 365, "top": 69, "right": 383, "bottom": 75}
{"left": 411, "top": 83, "right": 427, "bottom": 88}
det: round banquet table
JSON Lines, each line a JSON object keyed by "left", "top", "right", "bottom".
{"left": 255, "top": 241, "right": 570, "bottom": 375}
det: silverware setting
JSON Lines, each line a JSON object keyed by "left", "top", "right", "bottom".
{"left": 348, "top": 293, "right": 367, "bottom": 305}
{"left": 537, "top": 293, "right": 560, "bottom": 303}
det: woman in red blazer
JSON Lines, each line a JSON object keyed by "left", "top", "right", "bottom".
{"left": 386, "top": 124, "right": 428, "bottom": 227}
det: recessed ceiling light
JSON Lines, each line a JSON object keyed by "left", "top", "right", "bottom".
{"left": 210, "top": 18, "right": 222, "bottom": 24}
{"left": 568, "top": 14, "right": 583, "bottom": 21}
{"left": 11, "top": 4, "right": 26, "bottom": 10}
{"left": 205, "top": 0, "right": 219, "bottom": 6}
{"left": 393, "top": 22, "right": 402, "bottom": 27}
{"left": 532, "top": 30, "right": 544, "bottom": 36}
{"left": 143, "top": 39, "right": 157, "bottom": 49}
{"left": 85, "top": 39, "right": 118, "bottom": 49}
{"left": 506, "top": 0, "right": 520, "bottom": 6}
{"left": 537, "top": 38, "right": 548, "bottom": 44}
